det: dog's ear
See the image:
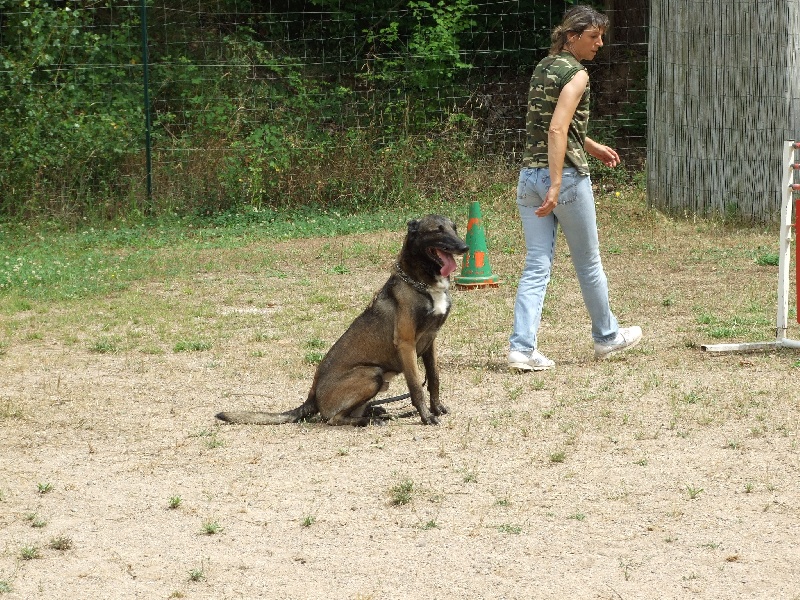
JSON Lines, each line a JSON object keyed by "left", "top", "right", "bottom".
{"left": 407, "top": 219, "right": 419, "bottom": 234}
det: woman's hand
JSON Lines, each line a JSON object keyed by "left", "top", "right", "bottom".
{"left": 535, "top": 184, "right": 560, "bottom": 217}
{"left": 585, "top": 137, "right": 620, "bottom": 167}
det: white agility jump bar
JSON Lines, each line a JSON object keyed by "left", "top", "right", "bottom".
{"left": 701, "top": 140, "right": 800, "bottom": 352}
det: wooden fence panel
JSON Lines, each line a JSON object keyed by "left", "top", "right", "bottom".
{"left": 648, "top": 0, "right": 800, "bottom": 222}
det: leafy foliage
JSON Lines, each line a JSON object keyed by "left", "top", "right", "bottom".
{"left": 0, "top": 1, "right": 620, "bottom": 222}
{"left": 0, "top": 0, "right": 142, "bottom": 219}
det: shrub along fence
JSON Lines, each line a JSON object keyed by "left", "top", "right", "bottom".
{"left": 0, "top": 0, "right": 648, "bottom": 221}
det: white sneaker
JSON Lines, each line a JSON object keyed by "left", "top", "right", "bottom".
{"left": 508, "top": 349, "right": 555, "bottom": 372}
{"left": 594, "top": 326, "right": 642, "bottom": 360}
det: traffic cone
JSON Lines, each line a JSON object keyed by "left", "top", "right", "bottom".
{"left": 455, "top": 201, "right": 501, "bottom": 290}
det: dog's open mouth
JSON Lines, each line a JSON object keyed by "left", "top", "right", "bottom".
{"left": 430, "top": 248, "right": 459, "bottom": 277}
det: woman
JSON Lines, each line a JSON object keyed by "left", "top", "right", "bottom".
{"left": 508, "top": 4, "right": 641, "bottom": 372}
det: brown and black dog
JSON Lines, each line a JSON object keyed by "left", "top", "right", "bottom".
{"left": 216, "top": 214, "right": 468, "bottom": 426}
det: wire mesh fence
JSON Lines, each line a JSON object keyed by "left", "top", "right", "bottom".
{"left": 0, "top": 0, "right": 648, "bottom": 218}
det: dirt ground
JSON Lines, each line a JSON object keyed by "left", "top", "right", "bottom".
{"left": 2, "top": 211, "right": 800, "bottom": 599}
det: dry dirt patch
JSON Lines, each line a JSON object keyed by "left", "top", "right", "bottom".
{"left": 1, "top": 201, "right": 800, "bottom": 599}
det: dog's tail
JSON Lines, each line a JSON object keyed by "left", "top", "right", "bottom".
{"left": 216, "top": 396, "right": 318, "bottom": 425}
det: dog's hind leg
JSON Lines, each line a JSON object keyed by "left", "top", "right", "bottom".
{"left": 317, "top": 367, "right": 388, "bottom": 426}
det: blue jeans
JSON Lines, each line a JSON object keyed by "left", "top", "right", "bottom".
{"left": 509, "top": 167, "right": 619, "bottom": 353}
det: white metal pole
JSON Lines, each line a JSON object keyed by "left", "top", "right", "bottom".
{"left": 776, "top": 141, "right": 795, "bottom": 341}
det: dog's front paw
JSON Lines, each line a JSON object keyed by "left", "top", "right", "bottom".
{"left": 431, "top": 403, "right": 449, "bottom": 416}
{"left": 421, "top": 414, "right": 440, "bottom": 425}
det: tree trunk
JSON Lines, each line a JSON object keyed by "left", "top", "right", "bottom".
{"left": 648, "top": 0, "right": 800, "bottom": 222}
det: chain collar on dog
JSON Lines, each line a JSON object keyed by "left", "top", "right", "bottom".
{"left": 394, "top": 261, "right": 430, "bottom": 293}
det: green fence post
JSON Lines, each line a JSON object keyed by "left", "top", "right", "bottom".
{"left": 140, "top": 0, "right": 153, "bottom": 202}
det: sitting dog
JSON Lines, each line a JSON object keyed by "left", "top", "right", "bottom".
{"left": 216, "top": 214, "right": 469, "bottom": 426}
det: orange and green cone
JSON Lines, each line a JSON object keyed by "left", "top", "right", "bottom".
{"left": 455, "top": 201, "right": 500, "bottom": 290}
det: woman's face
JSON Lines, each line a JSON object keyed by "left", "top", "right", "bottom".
{"left": 567, "top": 27, "right": 604, "bottom": 61}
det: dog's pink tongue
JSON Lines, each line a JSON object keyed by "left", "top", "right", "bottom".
{"left": 436, "top": 249, "right": 458, "bottom": 277}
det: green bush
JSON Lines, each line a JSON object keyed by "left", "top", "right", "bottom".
{"left": 0, "top": 0, "right": 142, "bottom": 220}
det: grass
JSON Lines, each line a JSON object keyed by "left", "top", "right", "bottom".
{"left": 0, "top": 206, "right": 417, "bottom": 305}
{"left": 200, "top": 520, "right": 222, "bottom": 535}
{"left": 390, "top": 480, "right": 415, "bottom": 505}
{"left": 20, "top": 545, "right": 40, "bottom": 560}
{"left": 301, "top": 515, "right": 317, "bottom": 527}
{"left": 25, "top": 513, "right": 47, "bottom": 528}
{"left": 48, "top": 535, "right": 73, "bottom": 551}
{"left": 686, "top": 485, "right": 704, "bottom": 500}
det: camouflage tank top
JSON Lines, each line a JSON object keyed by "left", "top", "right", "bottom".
{"left": 521, "top": 51, "right": 590, "bottom": 174}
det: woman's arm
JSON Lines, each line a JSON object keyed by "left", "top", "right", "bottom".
{"left": 536, "top": 70, "right": 590, "bottom": 217}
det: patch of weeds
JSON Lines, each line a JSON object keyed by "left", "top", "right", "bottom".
{"left": 48, "top": 535, "right": 73, "bottom": 551}
{"left": 20, "top": 545, "right": 40, "bottom": 560}
{"left": 304, "top": 350, "right": 326, "bottom": 365}
{"left": 173, "top": 340, "right": 212, "bottom": 353}
{"left": 0, "top": 581, "right": 11, "bottom": 593}
{"left": 37, "top": 482, "right": 53, "bottom": 495}
{"left": 530, "top": 378, "right": 546, "bottom": 391}
{"left": 686, "top": 485, "right": 703, "bottom": 499}
{"left": 25, "top": 513, "right": 46, "bottom": 528}
{"left": 495, "top": 498, "right": 510, "bottom": 507}
{"left": 188, "top": 555, "right": 210, "bottom": 583}
{"left": 568, "top": 512, "right": 586, "bottom": 521}
{"left": 619, "top": 558, "right": 635, "bottom": 581}
{"left": 497, "top": 523, "right": 522, "bottom": 534}
{"left": 634, "top": 458, "right": 648, "bottom": 466}
{"left": 461, "top": 469, "right": 477, "bottom": 483}
{"left": 505, "top": 384, "right": 524, "bottom": 402}
{"left": 168, "top": 496, "right": 183, "bottom": 509}
{"left": 0, "top": 400, "right": 23, "bottom": 420}
{"left": 726, "top": 439, "right": 740, "bottom": 450}
{"left": 305, "top": 337, "right": 327, "bottom": 350}
{"left": 301, "top": 515, "right": 316, "bottom": 527}
{"left": 89, "top": 336, "right": 120, "bottom": 354}
{"left": 755, "top": 251, "right": 779, "bottom": 266}
{"left": 744, "top": 482, "right": 754, "bottom": 494}
{"left": 421, "top": 520, "right": 439, "bottom": 530}
{"left": 549, "top": 451, "right": 566, "bottom": 464}
{"left": 140, "top": 345, "right": 165, "bottom": 355}
{"left": 390, "top": 480, "right": 414, "bottom": 505}
{"left": 682, "top": 390, "right": 702, "bottom": 405}
{"left": 337, "top": 448, "right": 349, "bottom": 456}
{"left": 327, "top": 264, "right": 350, "bottom": 275}
{"left": 200, "top": 520, "right": 222, "bottom": 535}
{"left": 204, "top": 434, "right": 225, "bottom": 449}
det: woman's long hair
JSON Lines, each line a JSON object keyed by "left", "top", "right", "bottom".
{"left": 550, "top": 5, "right": 610, "bottom": 55}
